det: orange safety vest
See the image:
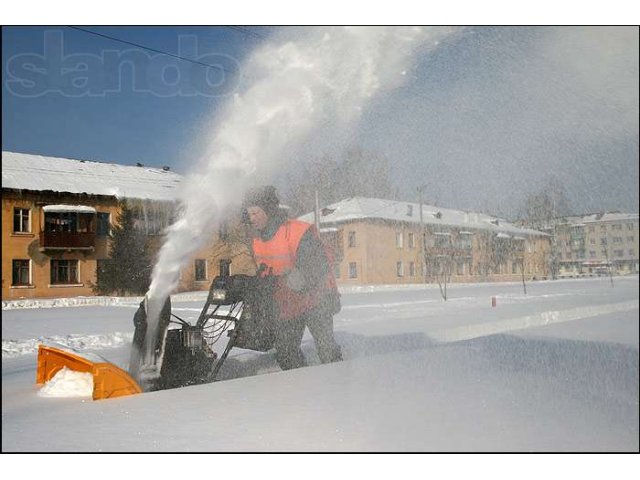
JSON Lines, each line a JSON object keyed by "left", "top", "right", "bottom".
{"left": 252, "top": 219, "right": 337, "bottom": 320}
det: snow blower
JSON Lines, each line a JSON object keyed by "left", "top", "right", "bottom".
{"left": 36, "top": 260, "right": 277, "bottom": 400}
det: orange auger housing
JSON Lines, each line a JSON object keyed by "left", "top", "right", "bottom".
{"left": 36, "top": 345, "right": 143, "bottom": 400}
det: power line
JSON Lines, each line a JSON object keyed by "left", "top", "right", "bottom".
{"left": 66, "top": 26, "right": 238, "bottom": 77}
{"left": 224, "top": 25, "right": 266, "bottom": 40}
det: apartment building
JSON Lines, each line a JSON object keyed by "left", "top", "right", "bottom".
{"left": 296, "top": 197, "right": 551, "bottom": 285}
{"left": 552, "top": 212, "right": 639, "bottom": 277}
{"left": 3, "top": 152, "right": 188, "bottom": 300}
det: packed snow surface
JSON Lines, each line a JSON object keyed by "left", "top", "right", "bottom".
{"left": 2, "top": 276, "right": 638, "bottom": 452}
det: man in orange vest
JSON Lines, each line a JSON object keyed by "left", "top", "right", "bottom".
{"left": 243, "top": 185, "right": 343, "bottom": 371}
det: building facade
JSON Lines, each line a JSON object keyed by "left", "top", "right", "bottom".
{"left": 550, "top": 213, "right": 639, "bottom": 277}
{"left": 2, "top": 152, "right": 187, "bottom": 300}
{"left": 298, "top": 197, "right": 551, "bottom": 285}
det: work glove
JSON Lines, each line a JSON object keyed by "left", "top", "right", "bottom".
{"left": 285, "top": 268, "right": 307, "bottom": 292}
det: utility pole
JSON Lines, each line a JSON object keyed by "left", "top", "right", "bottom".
{"left": 417, "top": 185, "right": 428, "bottom": 285}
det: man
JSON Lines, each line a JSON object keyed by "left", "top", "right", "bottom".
{"left": 243, "top": 185, "right": 343, "bottom": 370}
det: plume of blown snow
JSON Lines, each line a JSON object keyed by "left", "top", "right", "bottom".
{"left": 144, "top": 26, "right": 460, "bottom": 352}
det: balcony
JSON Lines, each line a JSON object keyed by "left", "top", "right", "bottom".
{"left": 40, "top": 231, "right": 96, "bottom": 250}
{"left": 428, "top": 246, "right": 467, "bottom": 257}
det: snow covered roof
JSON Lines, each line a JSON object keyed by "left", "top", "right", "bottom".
{"left": 298, "top": 196, "right": 548, "bottom": 237}
{"left": 2, "top": 151, "right": 182, "bottom": 202}
{"left": 42, "top": 204, "right": 96, "bottom": 213}
{"left": 580, "top": 212, "right": 639, "bottom": 224}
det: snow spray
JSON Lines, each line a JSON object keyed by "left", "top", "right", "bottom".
{"left": 138, "top": 26, "right": 460, "bottom": 372}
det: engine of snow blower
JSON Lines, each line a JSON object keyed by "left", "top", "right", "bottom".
{"left": 35, "top": 260, "right": 278, "bottom": 400}
{"left": 128, "top": 260, "right": 277, "bottom": 392}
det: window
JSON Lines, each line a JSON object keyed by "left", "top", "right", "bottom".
{"left": 565, "top": 252, "right": 572, "bottom": 259}
{"left": 13, "top": 208, "right": 30, "bottom": 233}
{"left": 97, "top": 212, "right": 111, "bottom": 236}
{"left": 588, "top": 226, "right": 595, "bottom": 233}
{"left": 589, "top": 238, "right": 596, "bottom": 245}
{"left": 434, "top": 233, "right": 450, "bottom": 248}
{"left": 408, "top": 232, "right": 415, "bottom": 248}
{"left": 613, "top": 237, "right": 622, "bottom": 244}
{"left": 194, "top": 259, "right": 207, "bottom": 281}
{"left": 50, "top": 260, "right": 79, "bottom": 284}
{"left": 409, "top": 261, "right": 416, "bottom": 277}
{"left": 612, "top": 224, "right": 622, "bottom": 231}
{"left": 589, "top": 251, "right": 596, "bottom": 258}
{"left": 614, "top": 250, "right": 624, "bottom": 257}
{"left": 600, "top": 238, "right": 607, "bottom": 245}
{"left": 334, "top": 264, "right": 341, "bottom": 279}
{"left": 348, "top": 262, "right": 357, "bottom": 278}
{"left": 396, "top": 261, "right": 404, "bottom": 277}
{"left": 45, "top": 212, "right": 77, "bottom": 233}
{"left": 627, "top": 223, "right": 634, "bottom": 231}
{"left": 457, "top": 235, "right": 473, "bottom": 250}
{"left": 456, "top": 259, "right": 469, "bottom": 275}
{"left": 629, "top": 249, "right": 635, "bottom": 257}
{"left": 512, "top": 262, "right": 519, "bottom": 274}
{"left": 627, "top": 236, "right": 635, "bottom": 243}
{"left": 12, "top": 260, "right": 30, "bottom": 286}
{"left": 396, "top": 232, "right": 403, "bottom": 248}
{"left": 600, "top": 225, "right": 607, "bottom": 231}
{"left": 348, "top": 231, "right": 356, "bottom": 248}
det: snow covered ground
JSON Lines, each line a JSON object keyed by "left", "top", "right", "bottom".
{"left": 2, "top": 276, "right": 638, "bottom": 452}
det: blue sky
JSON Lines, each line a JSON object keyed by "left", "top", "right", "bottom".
{"left": 3, "top": 26, "right": 638, "bottom": 217}
{"left": 2, "top": 26, "right": 272, "bottom": 172}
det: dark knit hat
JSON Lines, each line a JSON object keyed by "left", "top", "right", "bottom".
{"left": 242, "top": 185, "right": 280, "bottom": 216}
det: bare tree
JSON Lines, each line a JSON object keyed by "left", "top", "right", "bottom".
{"left": 474, "top": 232, "right": 496, "bottom": 281}
{"left": 281, "top": 147, "right": 397, "bottom": 216}
{"left": 519, "top": 177, "right": 573, "bottom": 226}
{"left": 518, "top": 177, "right": 573, "bottom": 280}
{"left": 602, "top": 239, "right": 615, "bottom": 287}
{"left": 432, "top": 253, "right": 455, "bottom": 300}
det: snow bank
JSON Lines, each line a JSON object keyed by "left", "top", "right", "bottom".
{"left": 37, "top": 367, "right": 93, "bottom": 398}
{"left": 2, "top": 332, "right": 133, "bottom": 358}
{"left": 1, "top": 291, "right": 209, "bottom": 310}
{"left": 3, "top": 276, "right": 635, "bottom": 310}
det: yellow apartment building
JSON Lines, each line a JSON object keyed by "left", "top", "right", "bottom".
{"left": 296, "top": 197, "right": 551, "bottom": 285}
{"left": 2, "top": 151, "right": 188, "bottom": 300}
